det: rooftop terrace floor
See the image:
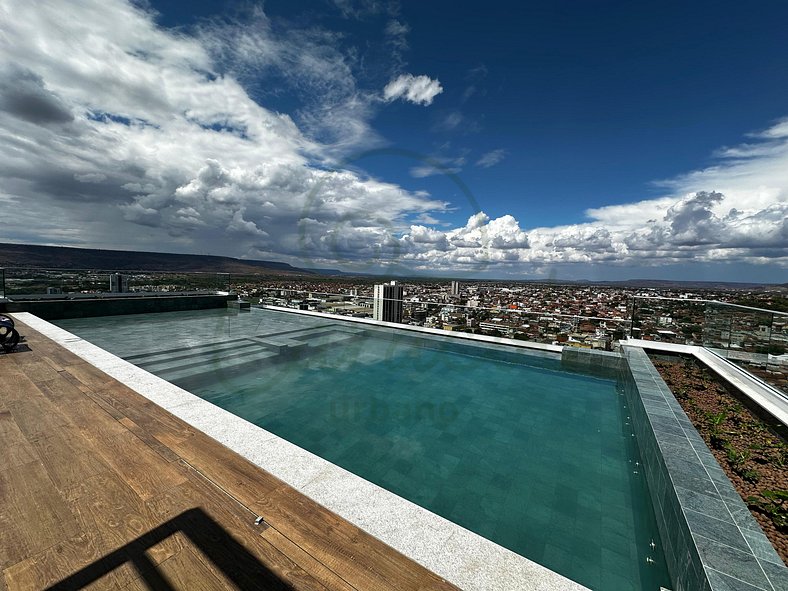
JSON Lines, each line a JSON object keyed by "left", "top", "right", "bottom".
{"left": 0, "top": 316, "right": 458, "bottom": 591}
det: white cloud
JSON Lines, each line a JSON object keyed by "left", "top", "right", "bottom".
{"left": 476, "top": 149, "right": 506, "bottom": 168}
{"left": 383, "top": 74, "right": 443, "bottom": 106}
{"left": 0, "top": 0, "right": 785, "bottom": 278}
{"left": 433, "top": 111, "right": 463, "bottom": 132}
{"left": 0, "top": 0, "right": 447, "bottom": 264}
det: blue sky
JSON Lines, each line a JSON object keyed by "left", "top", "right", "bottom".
{"left": 0, "top": 0, "right": 786, "bottom": 281}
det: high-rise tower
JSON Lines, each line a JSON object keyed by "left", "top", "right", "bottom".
{"left": 373, "top": 281, "right": 403, "bottom": 323}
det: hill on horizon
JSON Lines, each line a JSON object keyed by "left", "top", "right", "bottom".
{"left": 1, "top": 243, "right": 784, "bottom": 290}
{"left": 0, "top": 243, "right": 315, "bottom": 276}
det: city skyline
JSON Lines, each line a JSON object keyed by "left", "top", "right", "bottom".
{"left": 0, "top": 1, "right": 786, "bottom": 281}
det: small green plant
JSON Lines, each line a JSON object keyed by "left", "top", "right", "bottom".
{"left": 779, "top": 445, "right": 788, "bottom": 468}
{"left": 725, "top": 444, "right": 750, "bottom": 469}
{"left": 708, "top": 411, "right": 727, "bottom": 427}
{"left": 708, "top": 411, "right": 729, "bottom": 449}
{"left": 748, "top": 490, "right": 788, "bottom": 532}
{"left": 741, "top": 469, "right": 760, "bottom": 483}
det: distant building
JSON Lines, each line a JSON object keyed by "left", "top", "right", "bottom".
{"left": 46, "top": 287, "right": 62, "bottom": 295}
{"left": 450, "top": 280, "right": 460, "bottom": 296}
{"left": 109, "top": 273, "right": 127, "bottom": 293}
{"left": 373, "top": 281, "right": 403, "bottom": 323}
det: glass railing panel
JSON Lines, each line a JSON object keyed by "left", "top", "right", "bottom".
{"left": 630, "top": 296, "right": 706, "bottom": 345}
{"left": 3, "top": 268, "right": 232, "bottom": 298}
{"left": 124, "top": 271, "right": 228, "bottom": 294}
{"left": 707, "top": 302, "right": 787, "bottom": 394}
{"left": 254, "top": 287, "right": 630, "bottom": 349}
{"left": 3, "top": 268, "right": 111, "bottom": 297}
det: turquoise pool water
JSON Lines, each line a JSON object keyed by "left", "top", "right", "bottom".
{"left": 56, "top": 308, "right": 671, "bottom": 590}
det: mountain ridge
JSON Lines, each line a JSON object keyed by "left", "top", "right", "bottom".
{"left": 0, "top": 243, "right": 314, "bottom": 276}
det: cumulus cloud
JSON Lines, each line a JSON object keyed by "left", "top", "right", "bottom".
{"left": 0, "top": 0, "right": 447, "bottom": 263}
{"left": 0, "top": 0, "right": 785, "bottom": 278}
{"left": 383, "top": 74, "right": 443, "bottom": 106}
{"left": 392, "top": 212, "right": 530, "bottom": 271}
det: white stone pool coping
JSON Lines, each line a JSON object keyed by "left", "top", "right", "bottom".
{"left": 17, "top": 311, "right": 586, "bottom": 591}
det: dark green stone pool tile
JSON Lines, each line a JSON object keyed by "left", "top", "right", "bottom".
{"left": 694, "top": 534, "right": 772, "bottom": 590}
{"left": 742, "top": 529, "right": 782, "bottom": 565}
{"left": 725, "top": 505, "right": 764, "bottom": 535}
{"left": 675, "top": 486, "right": 732, "bottom": 520}
{"left": 672, "top": 544, "right": 703, "bottom": 590}
{"left": 598, "top": 569, "right": 634, "bottom": 591}
{"left": 644, "top": 404, "right": 677, "bottom": 421}
{"left": 705, "top": 567, "right": 769, "bottom": 591}
{"left": 705, "top": 463, "right": 735, "bottom": 488}
{"left": 658, "top": 437, "right": 697, "bottom": 463}
{"left": 667, "top": 472, "right": 719, "bottom": 503}
{"left": 685, "top": 508, "right": 751, "bottom": 554}
{"left": 694, "top": 447, "right": 722, "bottom": 469}
{"left": 662, "top": 452, "right": 708, "bottom": 481}
{"left": 640, "top": 388, "right": 668, "bottom": 402}
{"left": 635, "top": 368, "right": 661, "bottom": 383}
{"left": 649, "top": 415, "right": 689, "bottom": 438}
{"left": 759, "top": 557, "right": 788, "bottom": 591}
{"left": 676, "top": 415, "right": 697, "bottom": 431}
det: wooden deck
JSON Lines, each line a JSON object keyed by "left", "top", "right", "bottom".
{"left": 0, "top": 316, "right": 458, "bottom": 591}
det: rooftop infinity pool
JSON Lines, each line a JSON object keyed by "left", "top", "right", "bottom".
{"left": 56, "top": 308, "right": 672, "bottom": 590}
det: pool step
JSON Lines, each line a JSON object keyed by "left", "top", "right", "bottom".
{"left": 129, "top": 326, "right": 363, "bottom": 384}
{"left": 120, "top": 325, "right": 361, "bottom": 364}
{"left": 126, "top": 339, "right": 259, "bottom": 368}
{"left": 154, "top": 347, "right": 283, "bottom": 384}
{"left": 137, "top": 340, "right": 286, "bottom": 375}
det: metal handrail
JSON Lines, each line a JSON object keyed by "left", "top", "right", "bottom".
{"left": 629, "top": 294, "right": 787, "bottom": 317}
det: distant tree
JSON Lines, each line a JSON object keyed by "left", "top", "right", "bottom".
{"left": 734, "top": 296, "right": 788, "bottom": 313}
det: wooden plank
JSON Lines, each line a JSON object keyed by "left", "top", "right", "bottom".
{"left": 40, "top": 354, "right": 67, "bottom": 373}
{"left": 7, "top": 392, "right": 76, "bottom": 444}
{"left": 2, "top": 531, "right": 137, "bottom": 591}
{"left": 117, "top": 417, "right": 182, "bottom": 463}
{"left": 91, "top": 430, "right": 188, "bottom": 502}
{"left": 30, "top": 433, "right": 110, "bottom": 494}
{"left": 151, "top": 546, "right": 228, "bottom": 591}
{"left": 80, "top": 387, "right": 129, "bottom": 421}
{"left": 37, "top": 379, "right": 128, "bottom": 444}
{"left": 64, "top": 362, "right": 117, "bottom": 391}
{"left": 65, "top": 472, "right": 180, "bottom": 568}
{"left": 0, "top": 460, "right": 81, "bottom": 568}
{"left": 163, "top": 434, "right": 284, "bottom": 508}
{"left": 146, "top": 477, "right": 330, "bottom": 591}
{"left": 9, "top": 354, "right": 61, "bottom": 384}
{"left": 0, "top": 509, "right": 27, "bottom": 573}
{"left": 253, "top": 488, "right": 456, "bottom": 591}
{"left": 261, "top": 527, "right": 356, "bottom": 591}
{"left": 95, "top": 384, "right": 196, "bottom": 444}
{"left": 0, "top": 411, "right": 37, "bottom": 469}
{"left": 0, "top": 367, "right": 43, "bottom": 408}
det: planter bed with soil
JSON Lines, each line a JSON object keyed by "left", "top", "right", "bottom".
{"left": 651, "top": 354, "right": 788, "bottom": 565}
